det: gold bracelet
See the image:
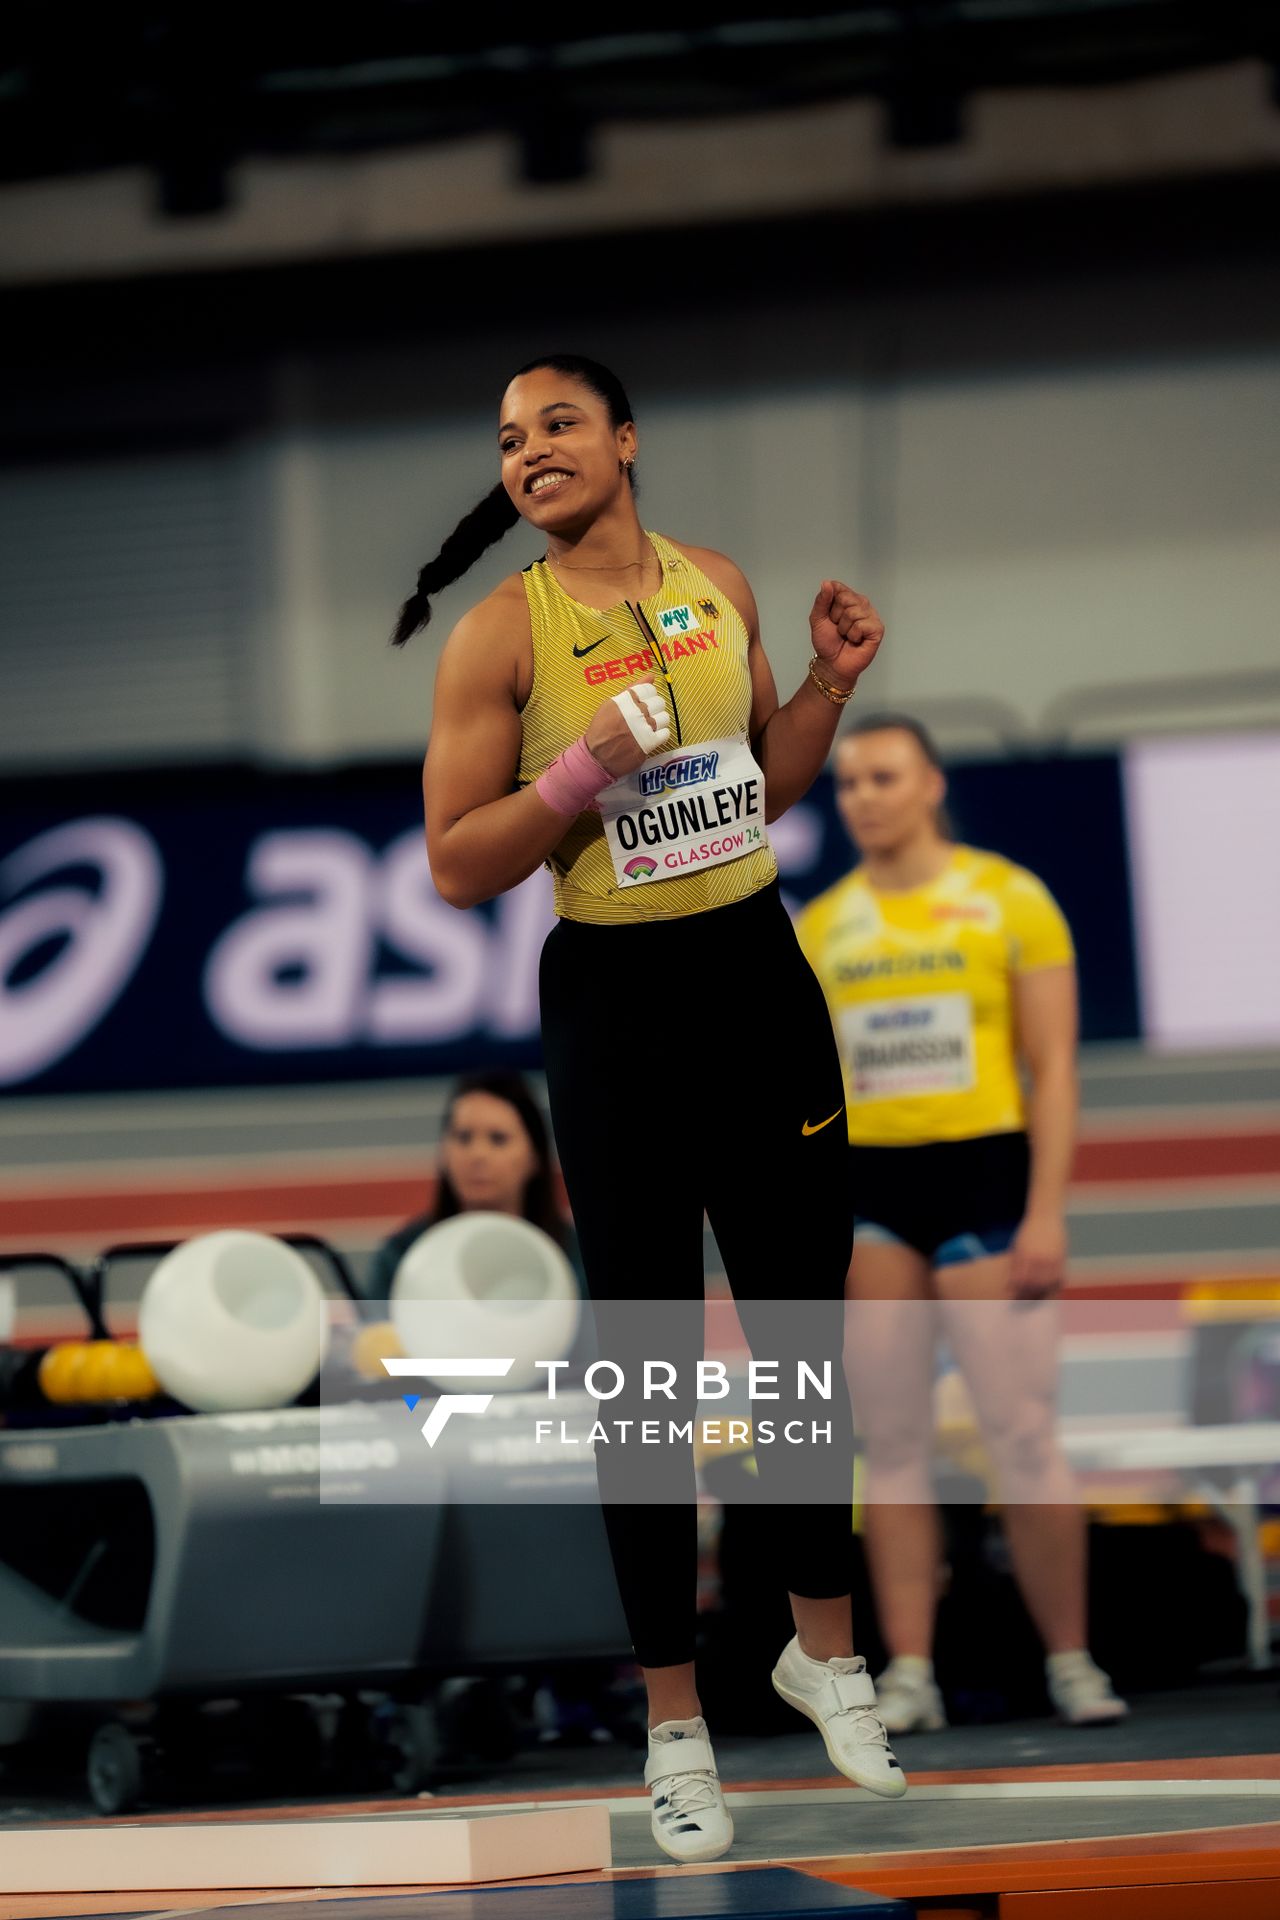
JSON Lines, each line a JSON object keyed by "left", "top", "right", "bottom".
{"left": 807, "top": 657, "right": 856, "bottom": 706}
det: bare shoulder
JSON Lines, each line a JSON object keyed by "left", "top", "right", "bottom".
{"left": 665, "top": 540, "right": 759, "bottom": 631}
{"left": 449, "top": 570, "right": 531, "bottom": 649}
{"left": 436, "top": 570, "right": 534, "bottom": 703}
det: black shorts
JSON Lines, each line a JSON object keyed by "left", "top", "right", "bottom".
{"left": 849, "top": 1131, "right": 1030, "bottom": 1266}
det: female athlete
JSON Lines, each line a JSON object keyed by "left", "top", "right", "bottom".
{"left": 395, "top": 354, "right": 904, "bottom": 1861}
{"left": 797, "top": 714, "right": 1128, "bottom": 1734}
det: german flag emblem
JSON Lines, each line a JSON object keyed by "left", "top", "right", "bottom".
{"left": 696, "top": 597, "right": 719, "bottom": 621}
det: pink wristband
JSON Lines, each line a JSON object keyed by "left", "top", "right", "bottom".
{"left": 535, "top": 735, "right": 613, "bottom": 817}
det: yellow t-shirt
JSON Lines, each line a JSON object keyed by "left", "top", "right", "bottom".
{"left": 795, "top": 846, "right": 1075, "bottom": 1145}
{"left": 517, "top": 531, "right": 777, "bottom": 924}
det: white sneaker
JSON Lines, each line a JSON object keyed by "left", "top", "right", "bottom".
{"left": 1046, "top": 1651, "right": 1130, "bottom": 1726}
{"left": 644, "top": 1717, "right": 734, "bottom": 1863}
{"left": 771, "top": 1637, "right": 908, "bottom": 1798}
{"left": 875, "top": 1656, "right": 948, "bottom": 1734}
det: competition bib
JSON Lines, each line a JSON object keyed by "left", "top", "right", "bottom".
{"left": 598, "top": 734, "right": 768, "bottom": 887}
{"left": 840, "top": 993, "right": 976, "bottom": 1100}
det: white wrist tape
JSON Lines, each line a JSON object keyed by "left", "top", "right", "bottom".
{"left": 613, "top": 683, "right": 672, "bottom": 752}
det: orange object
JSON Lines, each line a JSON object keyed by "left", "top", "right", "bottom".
{"left": 38, "top": 1341, "right": 159, "bottom": 1405}
{"left": 813, "top": 1821, "right": 1280, "bottom": 1906}
{"left": 350, "top": 1321, "right": 406, "bottom": 1380}
{"left": 1000, "top": 1881, "right": 1280, "bottom": 1916}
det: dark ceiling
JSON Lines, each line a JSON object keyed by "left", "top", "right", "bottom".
{"left": 1, "top": 2, "right": 1275, "bottom": 211}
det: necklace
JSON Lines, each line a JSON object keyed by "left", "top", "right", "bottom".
{"left": 547, "top": 550, "right": 650, "bottom": 572}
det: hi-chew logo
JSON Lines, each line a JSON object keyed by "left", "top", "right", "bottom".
{"left": 623, "top": 855, "right": 658, "bottom": 882}
{"left": 638, "top": 751, "right": 721, "bottom": 798}
{"left": 657, "top": 605, "right": 697, "bottom": 635}
{"left": 382, "top": 1357, "right": 514, "bottom": 1445}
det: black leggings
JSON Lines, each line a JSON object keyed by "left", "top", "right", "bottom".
{"left": 539, "top": 880, "right": 855, "bottom": 1668}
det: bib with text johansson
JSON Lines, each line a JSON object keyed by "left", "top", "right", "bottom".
{"left": 840, "top": 992, "right": 976, "bottom": 1100}
{"left": 597, "top": 734, "right": 769, "bottom": 888}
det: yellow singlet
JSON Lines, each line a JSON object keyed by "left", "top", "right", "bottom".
{"left": 795, "top": 846, "right": 1075, "bottom": 1145}
{"left": 518, "top": 530, "right": 778, "bottom": 924}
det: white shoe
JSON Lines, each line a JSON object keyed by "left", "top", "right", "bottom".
{"left": 875, "top": 1657, "right": 948, "bottom": 1734}
{"left": 644, "top": 1717, "right": 734, "bottom": 1863}
{"left": 1046, "top": 1651, "right": 1130, "bottom": 1726}
{"left": 771, "top": 1637, "right": 908, "bottom": 1798}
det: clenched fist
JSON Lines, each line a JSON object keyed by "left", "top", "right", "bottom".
{"left": 809, "top": 582, "right": 884, "bottom": 689}
{"left": 584, "top": 675, "right": 673, "bottom": 778}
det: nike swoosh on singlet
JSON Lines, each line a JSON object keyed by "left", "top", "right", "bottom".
{"left": 801, "top": 1109, "right": 843, "bottom": 1136}
{"left": 572, "top": 635, "right": 611, "bottom": 657}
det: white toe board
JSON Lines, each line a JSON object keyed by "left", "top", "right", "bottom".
{"left": 1, "top": 1804, "right": 613, "bottom": 1893}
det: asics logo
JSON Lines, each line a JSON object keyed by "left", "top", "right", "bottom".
{"left": 801, "top": 1109, "right": 842, "bottom": 1136}
{"left": 572, "top": 636, "right": 610, "bottom": 657}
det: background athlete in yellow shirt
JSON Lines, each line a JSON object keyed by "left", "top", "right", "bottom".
{"left": 797, "top": 714, "right": 1128, "bottom": 1734}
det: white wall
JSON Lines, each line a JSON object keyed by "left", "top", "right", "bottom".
{"left": 1125, "top": 734, "right": 1280, "bottom": 1050}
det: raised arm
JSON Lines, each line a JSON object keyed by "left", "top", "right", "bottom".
{"left": 424, "top": 583, "right": 671, "bottom": 910}
{"left": 690, "top": 548, "right": 884, "bottom": 822}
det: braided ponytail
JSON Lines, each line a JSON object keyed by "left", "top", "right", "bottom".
{"left": 390, "top": 482, "right": 519, "bottom": 647}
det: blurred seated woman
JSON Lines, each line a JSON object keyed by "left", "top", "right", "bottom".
{"left": 369, "top": 1069, "right": 581, "bottom": 1294}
